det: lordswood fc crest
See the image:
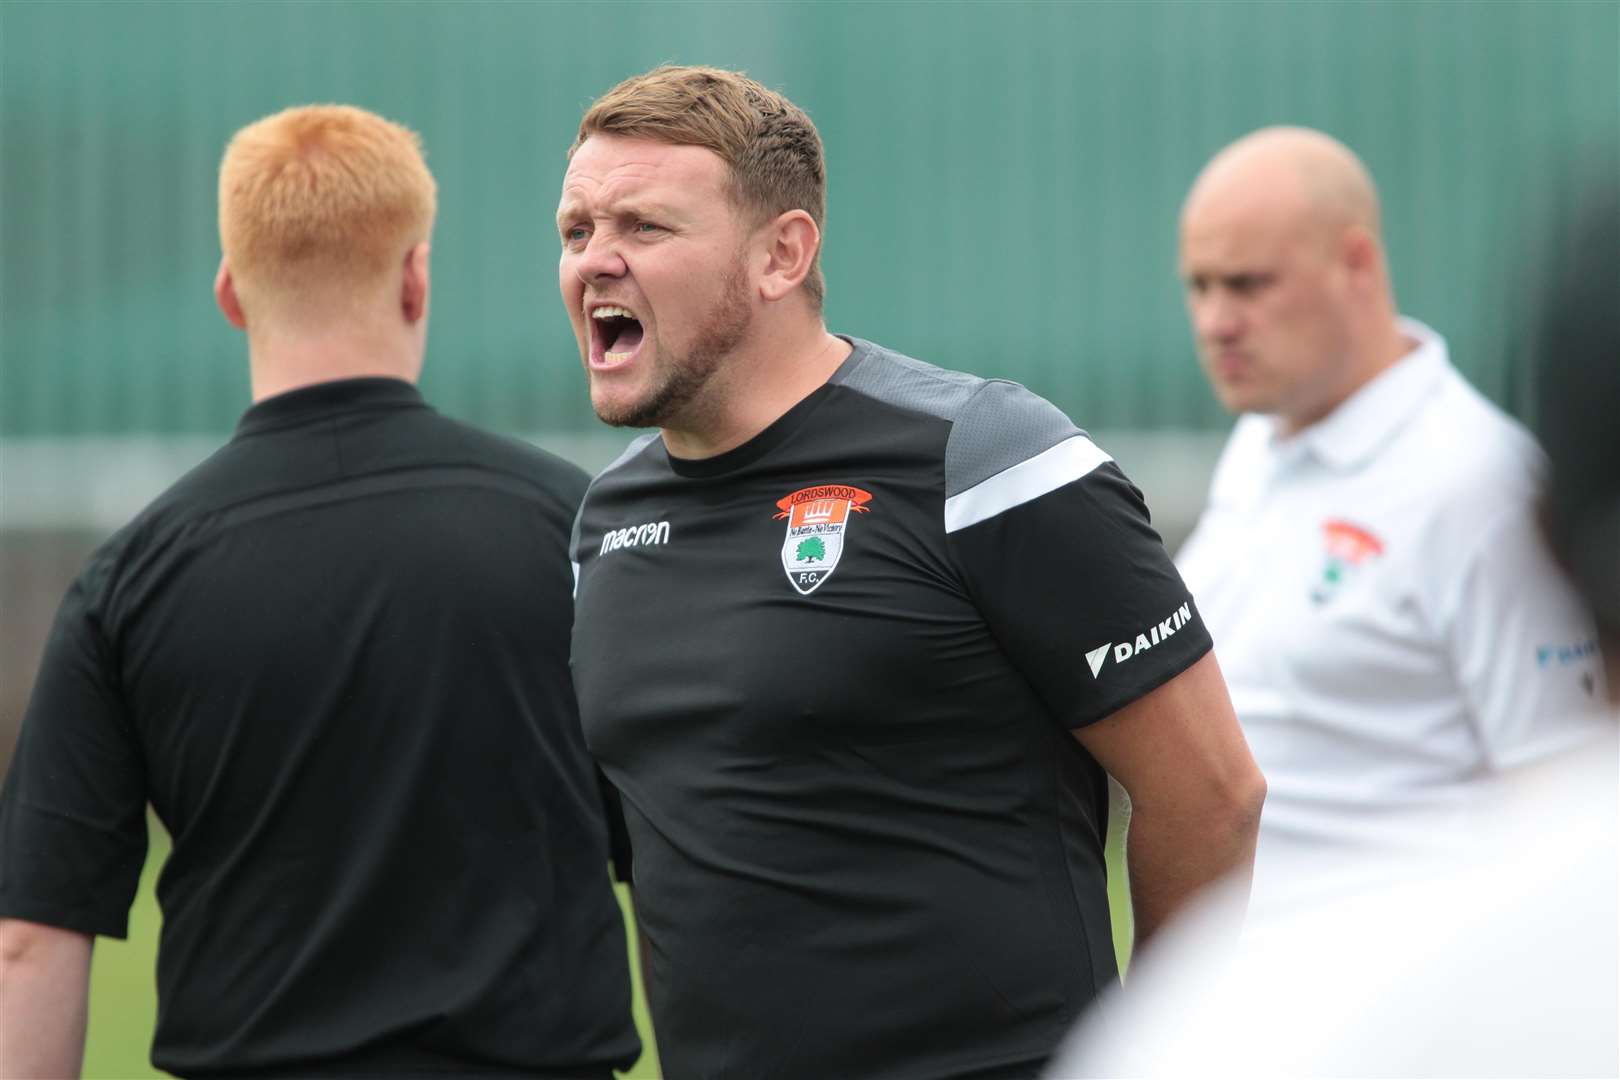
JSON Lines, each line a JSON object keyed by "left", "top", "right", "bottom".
{"left": 1311, "top": 518, "right": 1383, "bottom": 605}
{"left": 774, "top": 484, "right": 873, "bottom": 595}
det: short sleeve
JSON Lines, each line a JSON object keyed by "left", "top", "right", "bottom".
{"left": 0, "top": 570, "right": 148, "bottom": 938}
{"left": 1447, "top": 506, "right": 1609, "bottom": 767}
{"left": 942, "top": 385, "right": 1212, "bottom": 728}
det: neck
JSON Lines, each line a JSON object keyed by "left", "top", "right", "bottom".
{"left": 1339, "top": 314, "right": 1420, "bottom": 406}
{"left": 661, "top": 319, "right": 852, "bottom": 460}
{"left": 1281, "top": 312, "right": 1415, "bottom": 436}
{"left": 248, "top": 320, "right": 421, "bottom": 402}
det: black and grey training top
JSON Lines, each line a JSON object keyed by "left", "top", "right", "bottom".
{"left": 571, "top": 338, "right": 1211, "bottom": 1080}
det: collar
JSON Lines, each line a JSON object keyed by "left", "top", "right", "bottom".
{"left": 661, "top": 336, "right": 869, "bottom": 479}
{"left": 235, "top": 377, "right": 426, "bottom": 437}
{"left": 1283, "top": 316, "right": 1451, "bottom": 471}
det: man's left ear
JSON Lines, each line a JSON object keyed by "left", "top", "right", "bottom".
{"left": 1341, "top": 226, "right": 1380, "bottom": 285}
{"left": 402, "top": 241, "right": 431, "bottom": 324}
{"left": 758, "top": 211, "right": 820, "bottom": 302}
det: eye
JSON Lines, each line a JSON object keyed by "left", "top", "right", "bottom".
{"left": 634, "top": 221, "right": 663, "bottom": 235}
{"left": 562, "top": 224, "right": 588, "bottom": 245}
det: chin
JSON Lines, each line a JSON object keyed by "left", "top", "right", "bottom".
{"left": 1212, "top": 384, "right": 1269, "bottom": 417}
{"left": 589, "top": 388, "right": 656, "bottom": 430}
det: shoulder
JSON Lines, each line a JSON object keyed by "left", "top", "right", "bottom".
{"left": 580, "top": 433, "right": 664, "bottom": 502}
{"left": 92, "top": 440, "right": 240, "bottom": 571}
{"left": 1204, "top": 414, "right": 1275, "bottom": 502}
{"left": 434, "top": 415, "right": 592, "bottom": 504}
{"left": 570, "top": 434, "right": 664, "bottom": 561}
{"left": 832, "top": 338, "right": 1091, "bottom": 498}
{"left": 1404, "top": 367, "right": 1544, "bottom": 516}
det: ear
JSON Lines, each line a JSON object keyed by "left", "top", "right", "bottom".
{"left": 214, "top": 258, "right": 247, "bottom": 330}
{"left": 1340, "top": 225, "right": 1381, "bottom": 287}
{"left": 757, "top": 210, "right": 820, "bottom": 303}
{"left": 401, "top": 242, "right": 431, "bottom": 324}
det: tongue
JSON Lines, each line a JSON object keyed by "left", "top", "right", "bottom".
{"left": 607, "top": 320, "right": 644, "bottom": 354}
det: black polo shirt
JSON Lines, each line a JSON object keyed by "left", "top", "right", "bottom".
{"left": 571, "top": 339, "right": 1211, "bottom": 1080}
{"left": 0, "top": 378, "right": 639, "bottom": 1078}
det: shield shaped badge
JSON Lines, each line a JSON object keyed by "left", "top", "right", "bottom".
{"left": 1311, "top": 518, "right": 1384, "bottom": 605}
{"left": 775, "top": 484, "right": 874, "bottom": 595}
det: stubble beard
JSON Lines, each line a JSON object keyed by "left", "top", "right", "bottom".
{"left": 593, "top": 256, "right": 752, "bottom": 431}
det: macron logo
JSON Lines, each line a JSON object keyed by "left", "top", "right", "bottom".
{"left": 599, "top": 520, "right": 670, "bottom": 556}
{"left": 1086, "top": 601, "right": 1194, "bottom": 679}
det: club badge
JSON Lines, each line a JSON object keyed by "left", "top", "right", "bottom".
{"left": 775, "top": 484, "right": 874, "bottom": 595}
{"left": 1311, "top": 518, "right": 1383, "bottom": 605}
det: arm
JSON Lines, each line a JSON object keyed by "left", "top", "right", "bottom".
{"left": 1446, "top": 503, "right": 1609, "bottom": 765}
{"left": 1073, "top": 651, "right": 1265, "bottom": 948}
{"left": 0, "top": 919, "right": 93, "bottom": 1079}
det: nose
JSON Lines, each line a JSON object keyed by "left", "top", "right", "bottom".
{"left": 572, "top": 231, "right": 628, "bottom": 286}
{"left": 1192, "top": 291, "right": 1243, "bottom": 343}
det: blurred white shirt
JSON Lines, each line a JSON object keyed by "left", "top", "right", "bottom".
{"left": 1045, "top": 729, "right": 1619, "bottom": 1079}
{"left": 1177, "top": 317, "right": 1609, "bottom": 918}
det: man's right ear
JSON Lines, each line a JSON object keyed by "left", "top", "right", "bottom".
{"left": 214, "top": 258, "right": 248, "bottom": 330}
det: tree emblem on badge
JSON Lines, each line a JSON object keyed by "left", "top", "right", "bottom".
{"left": 795, "top": 537, "right": 826, "bottom": 562}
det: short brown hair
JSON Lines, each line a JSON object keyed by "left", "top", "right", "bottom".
{"left": 573, "top": 66, "right": 827, "bottom": 308}
{"left": 219, "top": 104, "right": 436, "bottom": 314}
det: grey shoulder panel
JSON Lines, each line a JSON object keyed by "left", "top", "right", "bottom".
{"left": 829, "top": 338, "right": 984, "bottom": 420}
{"left": 573, "top": 433, "right": 661, "bottom": 558}
{"left": 595, "top": 432, "right": 664, "bottom": 480}
{"left": 832, "top": 338, "right": 1085, "bottom": 497}
{"left": 944, "top": 380, "right": 1085, "bottom": 497}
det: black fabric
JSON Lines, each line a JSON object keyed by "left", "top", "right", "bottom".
{"left": 571, "top": 349, "right": 1210, "bottom": 1080}
{"left": 0, "top": 377, "right": 640, "bottom": 1078}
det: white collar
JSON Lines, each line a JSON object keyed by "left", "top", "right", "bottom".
{"left": 1271, "top": 316, "right": 1451, "bottom": 472}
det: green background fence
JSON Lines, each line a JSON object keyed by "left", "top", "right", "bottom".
{"left": 4, "top": 0, "right": 1615, "bottom": 443}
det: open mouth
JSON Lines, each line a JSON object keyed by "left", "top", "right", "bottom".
{"left": 590, "top": 305, "right": 645, "bottom": 367}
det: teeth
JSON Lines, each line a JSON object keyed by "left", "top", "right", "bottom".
{"left": 592, "top": 305, "right": 634, "bottom": 320}
{"left": 604, "top": 350, "right": 633, "bottom": 362}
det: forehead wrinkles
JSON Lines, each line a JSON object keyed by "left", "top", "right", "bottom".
{"left": 560, "top": 145, "right": 730, "bottom": 215}
{"left": 559, "top": 160, "right": 663, "bottom": 216}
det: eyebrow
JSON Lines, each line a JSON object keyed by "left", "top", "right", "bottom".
{"left": 556, "top": 199, "right": 679, "bottom": 229}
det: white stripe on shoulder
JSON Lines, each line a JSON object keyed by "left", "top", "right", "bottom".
{"left": 943, "top": 434, "right": 1112, "bottom": 534}
{"left": 571, "top": 560, "right": 580, "bottom": 597}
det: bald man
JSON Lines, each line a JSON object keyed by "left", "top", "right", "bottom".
{"left": 1173, "top": 127, "right": 1608, "bottom": 915}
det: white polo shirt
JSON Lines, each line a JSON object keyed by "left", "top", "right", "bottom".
{"left": 1177, "top": 317, "right": 1608, "bottom": 912}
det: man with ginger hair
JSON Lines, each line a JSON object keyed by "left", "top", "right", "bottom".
{"left": 561, "top": 65, "right": 1264, "bottom": 1079}
{"left": 0, "top": 106, "right": 638, "bottom": 1078}
{"left": 1174, "top": 127, "right": 1607, "bottom": 915}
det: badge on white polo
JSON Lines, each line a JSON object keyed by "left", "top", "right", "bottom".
{"left": 1311, "top": 518, "right": 1384, "bottom": 605}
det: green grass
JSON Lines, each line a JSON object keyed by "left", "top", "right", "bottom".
{"left": 85, "top": 822, "right": 1132, "bottom": 1079}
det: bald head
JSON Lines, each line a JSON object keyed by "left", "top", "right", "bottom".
{"left": 1184, "top": 126, "right": 1382, "bottom": 244}
{"left": 1178, "top": 127, "right": 1409, "bottom": 434}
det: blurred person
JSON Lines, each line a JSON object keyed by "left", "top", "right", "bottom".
{"left": 0, "top": 106, "right": 639, "bottom": 1079}
{"left": 1043, "top": 178, "right": 1619, "bottom": 1080}
{"left": 1173, "top": 127, "right": 1608, "bottom": 916}
{"left": 559, "top": 65, "right": 1265, "bottom": 1080}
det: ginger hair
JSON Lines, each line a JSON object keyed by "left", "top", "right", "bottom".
{"left": 219, "top": 104, "right": 436, "bottom": 317}
{"left": 572, "top": 66, "right": 827, "bottom": 308}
